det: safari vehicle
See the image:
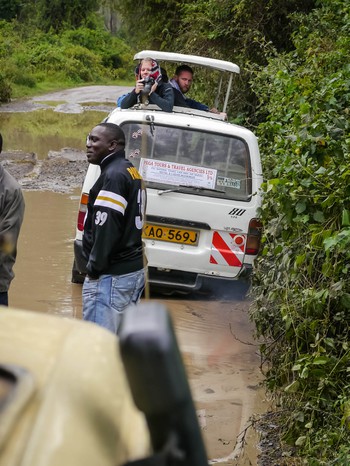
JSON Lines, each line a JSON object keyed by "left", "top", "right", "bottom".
{"left": 0, "top": 303, "right": 208, "bottom": 465}
{"left": 72, "top": 51, "right": 263, "bottom": 291}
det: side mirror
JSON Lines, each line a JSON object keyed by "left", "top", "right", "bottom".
{"left": 119, "top": 302, "right": 208, "bottom": 466}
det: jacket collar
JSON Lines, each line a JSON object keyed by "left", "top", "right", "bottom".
{"left": 100, "top": 148, "right": 125, "bottom": 168}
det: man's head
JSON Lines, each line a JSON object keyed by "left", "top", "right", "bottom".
{"left": 86, "top": 123, "right": 125, "bottom": 165}
{"left": 173, "top": 65, "right": 194, "bottom": 94}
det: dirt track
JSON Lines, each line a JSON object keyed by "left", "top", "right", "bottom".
{"left": 0, "top": 86, "right": 132, "bottom": 192}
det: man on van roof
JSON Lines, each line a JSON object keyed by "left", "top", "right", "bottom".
{"left": 170, "top": 65, "right": 219, "bottom": 114}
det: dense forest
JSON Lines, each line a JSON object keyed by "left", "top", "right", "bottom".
{"left": 1, "top": 0, "right": 350, "bottom": 463}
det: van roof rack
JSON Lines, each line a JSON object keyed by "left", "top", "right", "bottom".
{"left": 134, "top": 50, "right": 240, "bottom": 113}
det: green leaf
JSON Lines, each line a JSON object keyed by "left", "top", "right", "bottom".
{"left": 296, "top": 202, "right": 306, "bottom": 213}
{"left": 295, "top": 436, "right": 306, "bottom": 446}
{"left": 342, "top": 209, "right": 350, "bottom": 226}
{"left": 341, "top": 294, "right": 350, "bottom": 309}
{"left": 313, "top": 211, "right": 325, "bottom": 223}
{"left": 322, "top": 261, "right": 333, "bottom": 277}
{"left": 285, "top": 380, "right": 300, "bottom": 393}
{"left": 312, "top": 356, "right": 330, "bottom": 365}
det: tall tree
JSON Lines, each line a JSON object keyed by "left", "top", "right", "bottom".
{"left": 114, "top": 0, "right": 316, "bottom": 121}
{"left": 37, "top": 0, "right": 99, "bottom": 32}
{"left": 0, "top": 0, "right": 22, "bottom": 20}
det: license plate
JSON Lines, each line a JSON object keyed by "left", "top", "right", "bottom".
{"left": 143, "top": 223, "right": 199, "bottom": 246}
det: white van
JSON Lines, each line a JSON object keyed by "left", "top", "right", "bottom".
{"left": 72, "top": 51, "right": 263, "bottom": 292}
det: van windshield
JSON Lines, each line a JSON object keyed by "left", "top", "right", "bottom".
{"left": 122, "top": 122, "right": 252, "bottom": 201}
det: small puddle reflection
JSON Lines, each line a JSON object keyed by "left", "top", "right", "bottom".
{"left": 160, "top": 298, "right": 268, "bottom": 464}
{"left": 0, "top": 109, "right": 108, "bottom": 158}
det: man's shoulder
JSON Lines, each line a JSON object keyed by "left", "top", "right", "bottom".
{"left": 173, "top": 88, "right": 190, "bottom": 108}
{"left": 103, "top": 155, "right": 136, "bottom": 180}
{"left": 0, "top": 165, "right": 22, "bottom": 192}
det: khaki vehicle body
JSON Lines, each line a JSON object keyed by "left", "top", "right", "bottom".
{"left": 0, "top": 309, "right": 150, "bottom": 466}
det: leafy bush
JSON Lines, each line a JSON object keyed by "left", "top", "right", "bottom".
{"left": 0, "top": 19, "right": 134, "bottom": 101}
{"left": 0, "top": 73, "right": 11, "bottom": 101}
{"left": 250, "top": 0, "right": 350, "bottom": 462}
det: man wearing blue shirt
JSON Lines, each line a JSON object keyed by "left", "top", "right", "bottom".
{"left": 170, "top": 65, "right": 219, "bottom": 114}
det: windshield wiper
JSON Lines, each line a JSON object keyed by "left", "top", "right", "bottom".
{"left": 157, "top": 185, "right": 225, "bottom": 195}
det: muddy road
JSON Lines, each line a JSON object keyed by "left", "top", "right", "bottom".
{"left": 1, "top": 87, "right": 268, "bottom": 464}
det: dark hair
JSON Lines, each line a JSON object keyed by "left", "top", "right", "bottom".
{"left": 161, "top": 67, "right": 168, "bottom": 83}
{"left": 175, "top": 64, "right": 194, "bottom": 76}
{"left": 0, "top": 132, "right": 2, "bottom": 153}
{"left": 97, "top": 123, "right": 125, "bottom": 146}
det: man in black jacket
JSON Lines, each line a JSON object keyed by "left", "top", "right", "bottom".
{"left": 82, "top": 123, "right": 147, "bottom": 334}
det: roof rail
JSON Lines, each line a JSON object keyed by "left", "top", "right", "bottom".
{"left": 134, "top": 50, "right": 240, "bottom": 74}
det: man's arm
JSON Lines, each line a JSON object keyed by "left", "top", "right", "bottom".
{"left": 0, "top": 185, "right": 25, "bottom": 286}
{"left": 120, "top": 90, "right": 138, "bottom": 109}
{"left": 185, "top": 98, "right": 209, "bottom": 112}
{"left": 0, "top": 186, "right": 25, "bottom": 247}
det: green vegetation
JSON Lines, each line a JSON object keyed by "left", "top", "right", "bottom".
{"left": 249, "top": 0, "right": 350, "bottom": 462}
{"left": 115, "top": 0, "right": 316, "bottom": 124}
{"left": 1, "top": 0, "right": 350, "bottom": 461}
{"left": 0, "top": 109, "right": 110, "bottom": 158}
{"left": 116, "top": 0, "right": 350, "bottom": 461}
{"left": 0, "top": 15, "right": 134, "bottom": 101}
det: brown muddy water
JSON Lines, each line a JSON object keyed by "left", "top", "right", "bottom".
{"left": 1, "top": 90, "right": 269, "bottom": 464}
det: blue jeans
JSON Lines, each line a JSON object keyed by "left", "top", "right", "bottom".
{"left": 0, "top": 292, "right": 8, "bottom": 306}
{"left": 82, "top": 268, "right": 146, "bottom": 334}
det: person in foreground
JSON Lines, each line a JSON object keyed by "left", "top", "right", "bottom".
{"left": 170, "top": 64, "right": 219, "bottom": 114}
{"left": 82, "top": 123, "right": 147, "bottom": 334}
{"left": 0, "top": 132, "right": 25, "bottom": 306}
{"left": 120, "top": 57, "right": 174, "bottom": 112}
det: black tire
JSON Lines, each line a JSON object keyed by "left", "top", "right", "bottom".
{"left": 71, "top": 260, "right": 85, "bottom": 284}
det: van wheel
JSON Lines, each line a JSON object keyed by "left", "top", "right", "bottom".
{"left": 71, "top": 260, "right": 85, "bottom": 284}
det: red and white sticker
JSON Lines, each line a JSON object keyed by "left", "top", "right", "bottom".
{"left": 210, "top": 231, "right": 246, "bottom": 267}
